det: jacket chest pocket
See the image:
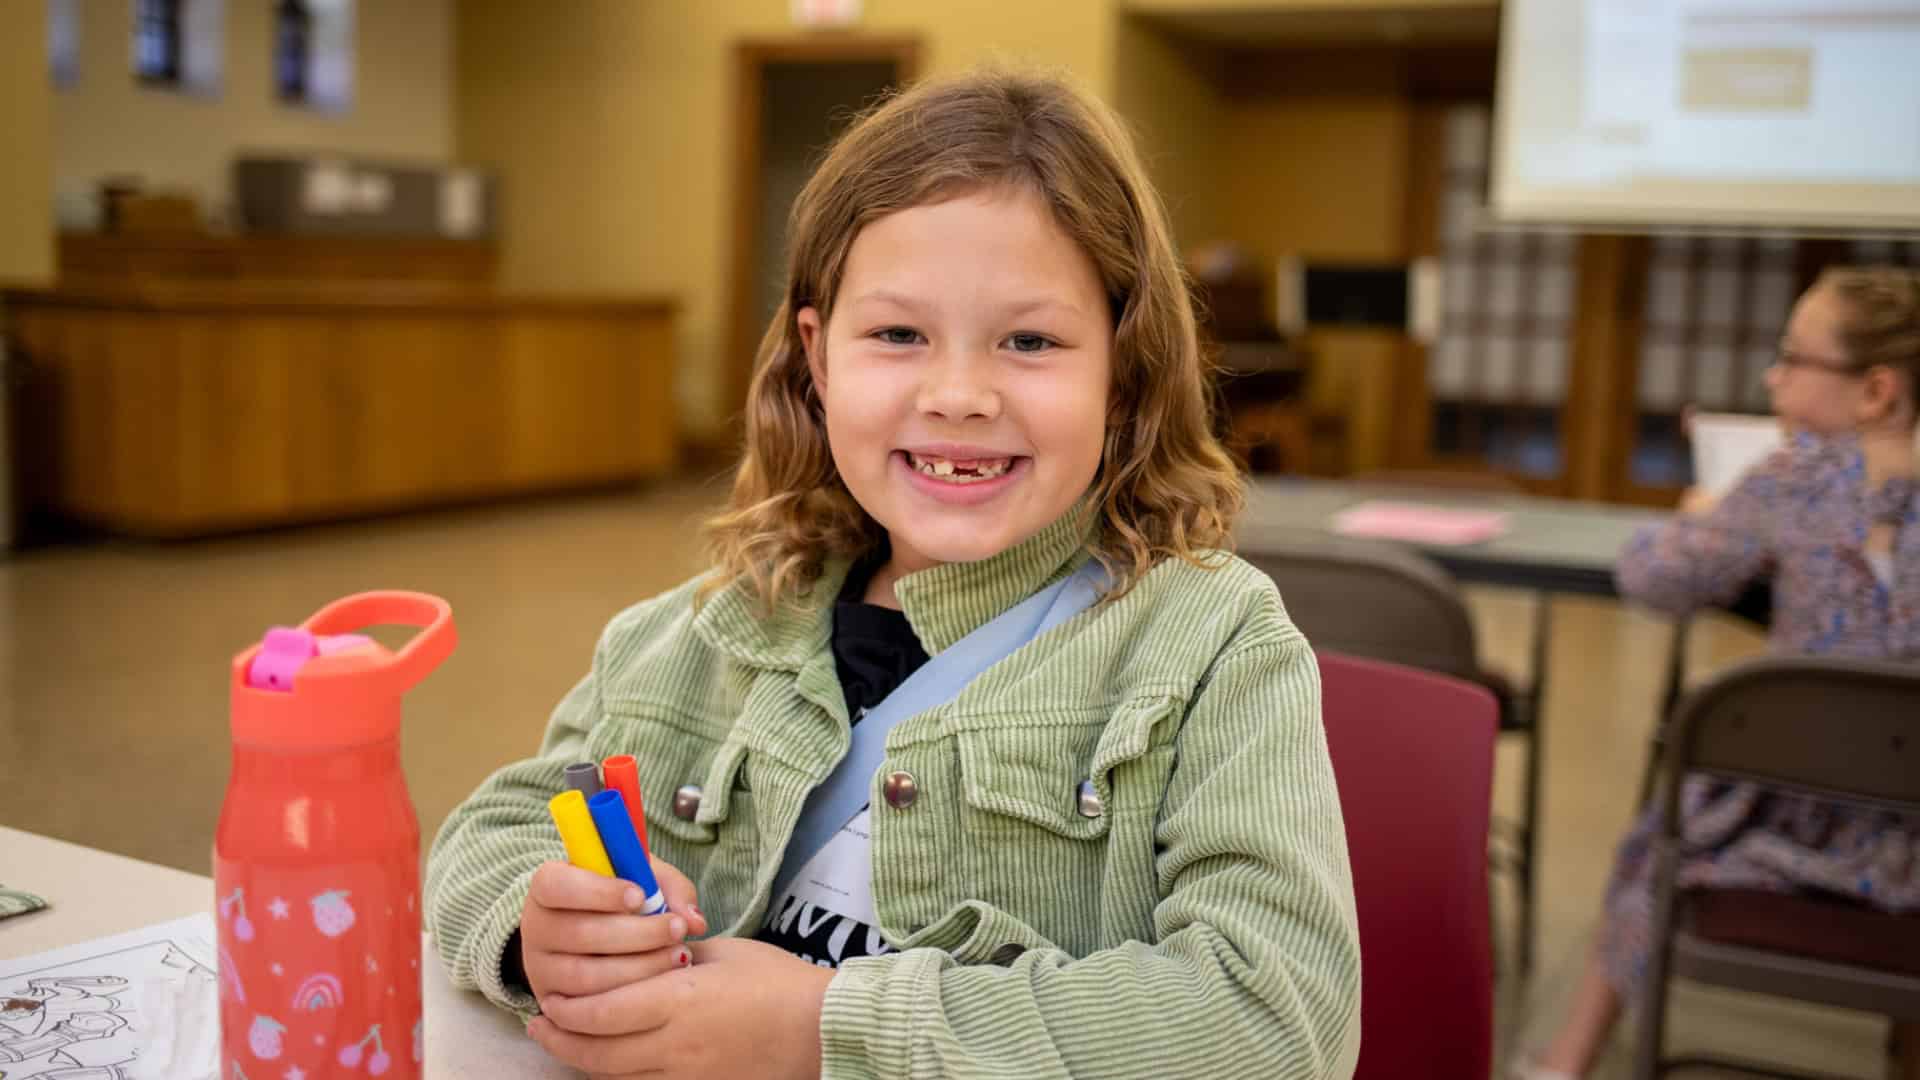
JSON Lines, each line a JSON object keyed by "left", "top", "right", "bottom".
{"left": 952, "top": 699, "right": 1179, "bottom": 952}
{"left": 592, "top": 711, "right": 758, "bottom": 919}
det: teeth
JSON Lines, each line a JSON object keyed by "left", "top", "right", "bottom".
{"left": 908, "top": 453, "right": 1013, "bottom": 483}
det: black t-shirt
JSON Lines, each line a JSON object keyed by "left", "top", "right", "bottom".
{"left": 828, "top": 561, "right": 933, "bottom": 719}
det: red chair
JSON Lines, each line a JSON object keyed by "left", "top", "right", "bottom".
{"left": 1318, "top": 651, "right": 1499, "bottom": 1080}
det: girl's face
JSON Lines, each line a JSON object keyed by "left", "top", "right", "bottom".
{"left": 798, "top": 185, "right": 1113, "bottom": 577}
{"left": 1766, "top": 284, "right": 1887, "bottom": 435}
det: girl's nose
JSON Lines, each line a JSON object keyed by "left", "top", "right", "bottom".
{"left": 917, "top": 349, "right": 1000, "bottom": 421}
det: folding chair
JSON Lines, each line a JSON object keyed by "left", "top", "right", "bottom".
{"left": 1634, "top": 655, "right": 1920, "bottom": 1079}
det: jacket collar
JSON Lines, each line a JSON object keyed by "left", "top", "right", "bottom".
{"left": 692, "top": 499, "right": 1096, "bottom": 669}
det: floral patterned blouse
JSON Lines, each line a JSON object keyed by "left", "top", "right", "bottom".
{"left": 1619, "top": 431, "right": 1919, "bottom": 658}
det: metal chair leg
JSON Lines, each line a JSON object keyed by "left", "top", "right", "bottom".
{"left": 1639, "top": 616, "right": 1693, "bottom": 807}
{"left": 1635, "top": 755, "right": 1686, "bottom": 1079}
{"left": 1515, "top": 591, "right": 1552, "bottom": 975}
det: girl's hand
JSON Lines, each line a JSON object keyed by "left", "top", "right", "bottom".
{"left": 519, "top": 859, "right": 710, "bottom": 1000}
{"left": 1677, "top": 486, "right": 1719, "bottom": 516}
{"left": 527, "top": 937, "right": 834, "bottom": 1080}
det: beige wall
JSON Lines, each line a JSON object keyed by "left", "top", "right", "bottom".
{"left": 1111, "top": 15, "right": 1227, "bottom": 250}
{"left": 1, "top": 2, "right": 55, "bottom": 285}
{"left": 1217, "top": 95, "right": 1411, "bottom": 471}
{"left": 456, "top": 0, "right": 1117, "bottom": 440}
{"left": 1218, "top": 96, "right": 1409, "bottom": 261}
{"left": 54, "top": 0, "right": 453, "bottom": 221}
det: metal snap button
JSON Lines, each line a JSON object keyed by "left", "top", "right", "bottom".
{"left": 672, "top": 783, "right": 703, "bottom": 821}
{"left": 883, "top": 770, "right": 918, "bottom": 809}
{"left": 1076, "top": 779, "right": 1104, "bottom": 818}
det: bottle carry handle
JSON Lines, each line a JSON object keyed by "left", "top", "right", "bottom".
{"left": 298, "top": 590, "right": 457, "bottom": 695}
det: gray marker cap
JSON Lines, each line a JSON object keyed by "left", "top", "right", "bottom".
{"left": 564, "top": 761, "right": 603, "bottom": 797}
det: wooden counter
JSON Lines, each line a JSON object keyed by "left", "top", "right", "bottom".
{"left": 3, "top": 280, "right": 679, "bottom": 537}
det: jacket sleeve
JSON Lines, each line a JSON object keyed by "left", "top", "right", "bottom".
{"left": 423, "top": 667, "right": 600, "bottom": 1017}
{"left": 1615, "top": 448, "right": 1793, "bottom": 615}
{"left": 817, "top": 636, "right": 1362, "bottom": 1079}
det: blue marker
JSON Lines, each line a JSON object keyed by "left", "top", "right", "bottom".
{"left": 587, "top": 788, "right": 668, "bottom": 914}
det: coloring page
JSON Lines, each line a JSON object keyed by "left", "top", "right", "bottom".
{"left": 0, "top": 913, "right": 217, "bottom": 1080}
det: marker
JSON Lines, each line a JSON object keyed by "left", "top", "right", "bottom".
{"left": 564, "top": 761, "right": 603, "bottom": 797}
{"left": 599, "top": 754, "right": 649, "bottom": 849}
{"left": 587, "top": 789, "right": 667, "bottom": 914}
{"left": 547, "top": 790, "right": 614, "bottom": 876}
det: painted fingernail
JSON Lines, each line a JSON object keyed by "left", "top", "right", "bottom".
{"left": 624, "top": 887, "right": 645, "bottom": 911}
{"left": 689, "top": 905, "right": 703, "bottom": 922}
{"left": 668, "top": 916, "right": 687, "bottom": 940}
{"left": 675, "top": 947, "right": 691, "bottom": 967}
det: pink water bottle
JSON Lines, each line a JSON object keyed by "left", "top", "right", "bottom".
{"left": 215, "top": 592, "right": 455, "bottom": 1080}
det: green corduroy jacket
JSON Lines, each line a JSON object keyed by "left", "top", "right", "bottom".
{"left": 426, "top": 509, "right": 1361, "bottom": 1078}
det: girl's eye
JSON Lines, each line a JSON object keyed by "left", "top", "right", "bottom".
{"left": 874, "top": 327, "right": 924, "bottom": 346}
{"left": 1007, "top": 333, "right": 1056, "bottom": 353}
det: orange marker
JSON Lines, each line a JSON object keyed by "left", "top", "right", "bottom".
{"left": 601, "top": 754, "right": 649, "bottom": 849}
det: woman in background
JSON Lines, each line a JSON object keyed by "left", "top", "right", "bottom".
{"left": 1526, "top": 266, "right": 1920, "bottom": 1079}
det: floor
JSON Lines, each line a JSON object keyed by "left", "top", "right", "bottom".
{"left": 0, "top": 477, "right": 1891, "bottom": 1076}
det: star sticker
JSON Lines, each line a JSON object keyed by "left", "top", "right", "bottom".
{"left": 365, "top": 955, "right": 379, "bottom": 974}
{"left": 285, "top": 1067, "right": 306, "bottom": 1080}
{"left": 270, "top": 963, "right": 284, "bottom": 976}
{"left": 315, "top": 1035, "right": 326, "bottom": 1046}
{"left": 268, "top": 897, "right": 290, "bottom": 920}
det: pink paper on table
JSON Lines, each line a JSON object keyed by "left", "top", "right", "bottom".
{"left": 1330, "top": 501, "right": 1511, "bottom": 546}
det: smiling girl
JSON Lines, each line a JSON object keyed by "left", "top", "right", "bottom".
{"left": 426, "top": 70, "right": 1361, "bottom": 1080}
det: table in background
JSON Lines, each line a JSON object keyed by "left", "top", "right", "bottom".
{"left": 0, "top": 826, "right": 573, "bottom": 1079}
{"left": 1240, "top": 477, "right": 1667, "bottom": 597}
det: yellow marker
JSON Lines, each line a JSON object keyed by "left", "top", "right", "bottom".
{"left": 548, "top": 789, "right": 614, "bottom": 876}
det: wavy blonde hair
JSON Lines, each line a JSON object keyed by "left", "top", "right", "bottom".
{"left": 704, "top": 70, "right": 1243, "bottom": 609}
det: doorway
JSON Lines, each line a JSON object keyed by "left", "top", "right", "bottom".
{"left": 725, "top": 37, "right": 921, "bottom": 423}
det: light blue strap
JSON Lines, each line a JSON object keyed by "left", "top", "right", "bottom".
{"left": 771, "top": 560, "right": 1106, "bottom": 900}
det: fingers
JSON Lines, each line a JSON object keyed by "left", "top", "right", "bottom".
{"left": 524, "top": 942, "right": 693, "bottom": 998}
{"left": 528, "top": 1013, "right": 668, "bottom": 1075}
{"left": 537, "top": 974, "right": 686, "bottom": 1039}
{"left": 529, "top": 861, "right": 658, "bottom": 915}
{"left": 648, "top": 857, "right": 708, "bottom": 935}
{"left": 524, "top": 907, "right": 691, "bottom": 958}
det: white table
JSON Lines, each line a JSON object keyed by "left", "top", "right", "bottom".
{"left": 0, "top": 826, "right": 572, "bottom": 1078}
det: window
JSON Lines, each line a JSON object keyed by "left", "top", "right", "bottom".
{"left": 49, "top": 0, "right": 80, "bottom": 88}
{"left": 1427, "top": 104, "right": 1579, "bottom": 479}
{"left": 133, "top": 0, "right": 181, "bottom": 84}
{"left": 274, "top": 0, "right": 310, "bottom": 100}
{"left": 129, "top": 0, "right": 224, "bottom": 96}
{"left": 277, "top": 0, "right": 353, "bottom": 111}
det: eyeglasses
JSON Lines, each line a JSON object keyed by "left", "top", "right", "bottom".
{"left": 1773, "top": 346, "right": 1864, "bottom": 376}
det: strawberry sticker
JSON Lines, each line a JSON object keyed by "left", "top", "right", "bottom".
{"left": 248, "top": 1015, "right": 288, "bottom": 1060}
{"left": 310, "top": 890, "right": 356, "bottom": 938}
